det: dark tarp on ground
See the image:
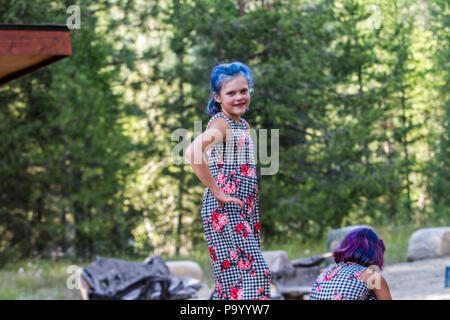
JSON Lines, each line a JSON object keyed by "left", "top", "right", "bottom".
{"left": 80, "top": 254, "right": 201, "bottom": 300}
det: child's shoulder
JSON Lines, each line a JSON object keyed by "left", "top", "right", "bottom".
{"left": 207, "top": 114, "right": 231, "bottom": 130}
{"left": 206, "top": 113, "right": 249, "bottom": 130}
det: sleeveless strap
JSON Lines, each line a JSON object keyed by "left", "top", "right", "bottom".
{"left": 207, "top": 112, "right": 244, "bottom": 129}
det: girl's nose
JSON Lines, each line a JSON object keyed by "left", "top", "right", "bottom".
{"left": 236, "top": 93, "right": 247, "bottom": 101}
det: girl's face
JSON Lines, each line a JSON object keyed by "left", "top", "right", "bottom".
{"left": 213, "top": 75, "right": 250, "bottom": 122}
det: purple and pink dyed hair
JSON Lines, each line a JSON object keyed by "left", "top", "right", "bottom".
{"left": 333, "top": 227, "right": 386, "bottom": 270}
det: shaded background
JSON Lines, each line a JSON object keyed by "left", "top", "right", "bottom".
{"left": 0, "top": 0, "right": 448, "bottom": 279}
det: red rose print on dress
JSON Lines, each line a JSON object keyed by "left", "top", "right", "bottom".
{"left": 254, "top": 184, "right": 259, "bottom": 199}
{"left": 217, "top": 173, "right": 225, "bottom": 184}
{"left": 349, "top": 271, "right": 361, "bottom": 281}
{"left": 233, "top": 221, "right": 251, "bottom": 241}
{"left": 244, "top": 221, "right": 252, "bottom": 233}
{"left": 209, "top": 209, "right": 229, "bottom": 236}
{"left": 254, "top": 221, "right": 260, "bottom": 234}
{"left": 264, "top": 269, "right": 271, "bottom": 281}
{"left": 208, "top": 245, "right": 218, "bottom": 263}
{"left": 326, "top": 264, "right": 343, "bottom": 281}
{"left": 217, "top": 155, "right": 223, "bottom": 169}
{"left": 240, "top": 163, "right": 256, "bottom": 178}
{"left": 218, "top": 213, "right": 228, "bottom": 226}
{"left": 224, "top": 246, "right": 258, "bottom": 277}
{"left": 215, "top": 278, "right": 225, "bottom": 298}
{"left": 230, "top": 249, "right": 239, "bottom": 261}
{"left": 221, "top": 259, "right": 231, "bottom": 273}
{"left": 332, "top": 291, "right": 344, "bottom": 300}
{"left": 221, "top": 182, "right": 237, "bottom": 194}
{"left": 230, "top": 286, "right": 244, "bottom": 300}
{"left": 247, "top": 194, "right": 255, "bottom": 215}
{"left": 237, "top": 258, "right": 253, "bottom": 270}
{"left": 317, "top": 272, "right": 326, "bottom": 284}
{"left": 240, "top": 164, "right": 249, "bottom": 176}
{"left": 257, "top": 286, "right": 269, "bottom": 300}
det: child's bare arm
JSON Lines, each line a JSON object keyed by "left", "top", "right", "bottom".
{"left": 185, "top": 118, "right": 243, "bottom": 209}
{"left": 373, "top": 274, "right": 392, "bottom": 300}
{"left": 185, "top": 118, "right": 229, "bottom": 195}
{"left": 361, "top": 268, "right": 393, "bottom": 300}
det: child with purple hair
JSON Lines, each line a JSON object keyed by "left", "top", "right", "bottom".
{"left": 309, "top": 227, "right": 392, "bottom": 300}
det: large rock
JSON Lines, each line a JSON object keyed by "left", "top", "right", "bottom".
{"left": 326, "top": 225, "right": 374, "bottom": 252}
{"left": 262, "top": 250, "right": 289, "bottom": 273}
{"left": 165, "top": 260, "right": 203, "bottom": 282}
{"left": 406, "top": 227, "right": 450, "bottom": 262}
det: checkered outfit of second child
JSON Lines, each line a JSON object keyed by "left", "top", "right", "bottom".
{"left": 201, "top": 112, "right": 272, "bottom": 300}
{"left": 309, "top": 262, "right": 377, "bottom": 300}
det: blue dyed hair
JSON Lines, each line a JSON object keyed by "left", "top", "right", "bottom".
{"left": 206, "top": 61, "right": 254, "bottom": 116}
{"left": 333, "top": 227, "right": 386, "bottom": 270}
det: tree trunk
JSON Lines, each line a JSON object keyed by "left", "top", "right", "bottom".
{"left": 401, "top": 89, "right": 412, "bottom": 212}
{"left": 238, "top": 0, "right": 245, "bottom": 16}
{"left": 175, "top": 12, "right": 185, "bottom": 255}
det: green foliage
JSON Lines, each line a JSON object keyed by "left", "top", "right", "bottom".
{"left": 0, "top": 0, "right": 449, "bottom": 264}
{"left": 0, "top": 0, "right": 143, "bottom": 265}
{"left": 427, "top": 0, "right": 450, "bottom": 223}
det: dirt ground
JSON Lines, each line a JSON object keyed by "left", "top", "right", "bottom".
{"left": 382, "top": 256, "right": 450, "bottom": 300}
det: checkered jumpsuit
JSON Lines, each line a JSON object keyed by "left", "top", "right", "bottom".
{"left": 201, "top": 112, "right": 272, "bottom": 300}
{"left": 309, "top": 262, "right": 377, "bottom": 300}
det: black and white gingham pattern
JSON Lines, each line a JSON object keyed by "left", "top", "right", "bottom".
{"left": 201, "top": 112, "right": 272, "bottom": 300}
{"left": 309, "top": 262, "right": 377, "bottom": 300}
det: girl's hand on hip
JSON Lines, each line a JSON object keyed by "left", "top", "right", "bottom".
{"left": 213, "top": 190, "right": 244, "bottom": 209}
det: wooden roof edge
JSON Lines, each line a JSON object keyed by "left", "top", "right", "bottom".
{"left": 0, "top": 24, "right": 69, "bottom": 31}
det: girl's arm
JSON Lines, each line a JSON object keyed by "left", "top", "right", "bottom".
{"left": 373, "top": 274, "right": 392, "bottom": 300}
{"left": 185, "top": 118, "right": 243, "bottom": 209}
{"left": 361, "top": 269, "right": 393, "bottom": 300}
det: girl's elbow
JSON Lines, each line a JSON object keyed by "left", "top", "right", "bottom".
{"left": 184, "top": 146, "right": 193, "bottom": 161}
{"left": 185, "top": 144, "right": 199, "bottom": 164}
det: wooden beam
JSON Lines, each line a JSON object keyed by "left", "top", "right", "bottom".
{"left": 0, "top": 24, "right": 72, "bottom": 85}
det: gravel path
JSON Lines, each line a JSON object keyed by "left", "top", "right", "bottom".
{"left": 382, "top": 256, "right": 450, "bottom": 300}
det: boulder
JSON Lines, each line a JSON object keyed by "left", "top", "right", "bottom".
{"left": 406, "top": 227, "right": 450, "bottom": 262}
{"left": 326, "top": 225, "right": 374, "bottom": 252}
{"left": 262, "top": 250, "right": 289, "bottom": 273}
{"left": 165, "top": 260, "right": 203, "bottom": 282}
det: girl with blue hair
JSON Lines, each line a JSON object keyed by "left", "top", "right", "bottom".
{"left": 185, "top": 61, "right": 272, "bottom": 300}
{"left": 205, "top": 61, "right": 254, "bottom": 116}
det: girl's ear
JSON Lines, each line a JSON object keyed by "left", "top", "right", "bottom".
{"left": 213, "top": 92, "right": 221, "bottom": 104}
